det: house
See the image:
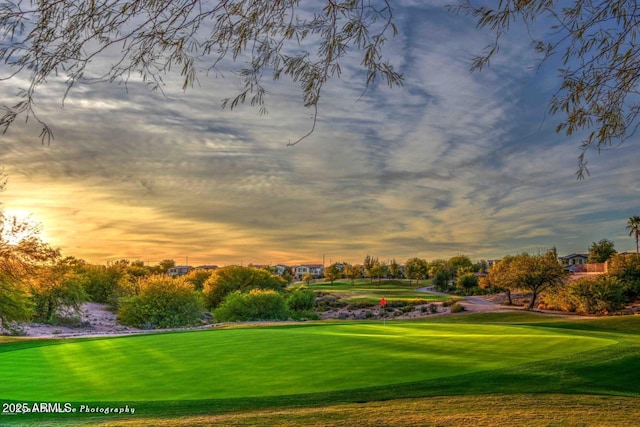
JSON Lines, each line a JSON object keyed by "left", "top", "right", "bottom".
{"left": 293, "top": 264, "right": 324, "bottom": 279}
{"left": 558, "top": 253, "right": 589, "bottom": 266}
{"left": 273, "top": 264, "right": 290, "bottom": 276}
{"left": 167, "top": 265, "right": 192, "bottom": 277}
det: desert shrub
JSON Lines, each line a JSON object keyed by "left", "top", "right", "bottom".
{"left": 544, "top": 275, "right": 627, "bottom": 314}
{"left": 29, "top": 266, "right": 88, "bottom": 325}
{"left": 450, "top": 302, "right": 465, "bottom": 313}
{"left": 315, "top": 293, "right": 347, "bottom": 311}
{"left": 213, "top": 289, "right": 288, "bottom": 322}
{"left": 117, "top": 275, "right": 204, "bottom": 329}
{"left": 286, "top": 286, "right": 316, "bottom": 311}
{"left": 83, "top": 264, "right": 138, "bottom": 309}
{"left": 441, "top": 299, "right": 457, "bottom": 307}
{"left": 569, "top": 276, "right": 627, "bottom": 314}
{"left": 182, "top": 269, "right": 214, "bottom": 291}
{"left": 607, "top": 254, "right": 640, "bottom": 300}
{"left": 399, "top": 305, "right": 414, "bottom": 314}
{"left": 203, "top": 266, "right": 286, "bottom": 309}
{"left": 348, "top": 300, "right": 379, "bottom": 309}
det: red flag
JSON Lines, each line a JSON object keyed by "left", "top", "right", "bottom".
{"left": 380, "top": 297, "right": 386, "bottom": 307}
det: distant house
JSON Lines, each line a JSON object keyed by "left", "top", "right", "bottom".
{"left": 273, "top": 264, "right": 290, "bottom": 276}
{"left": 294, "top": 264, "right": 324, "bottom": 279}
{"left": 167, "top": 265, "right": 192, "bottom": 277}
{"left": 558, "top": 253, "right": 589, "bottom": 266}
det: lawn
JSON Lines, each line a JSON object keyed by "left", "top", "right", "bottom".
{"left": 1, "top": 313, "right": 639, "bottom": 426}
{"left": 307, "top": 279, "right": 449, "bottom": 304}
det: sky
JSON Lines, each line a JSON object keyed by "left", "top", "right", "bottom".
{"left": 0, "top": 1, "right": 639, "bottom": 267}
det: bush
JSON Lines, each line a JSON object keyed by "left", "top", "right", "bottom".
{"left": 117, "top": 275, "right": 204, "bottom": 329}
{"left": 450, "top": 302, "right": 465, "bottom": 313}
{"left": 607, "top": 254, "right": 640, "bottom": 300}
{"left": 30, "top": 267, "right": 88, "bottom": 325}
{"left": 544, "top": 275, "right": 628, "bottom": 314}
{"left": 83, "top": 264, "right": 138, "bottom": 309}
{"left": 315, "top": 293, "right": 348, "bottom": 311}
{"left": 286, "top": 286, "right": 316, "bottom": 311}
{"left": 203, "top": 266, "right": 286, "bottom": 309}
{"left": 289, "top": 309, "right": 320, "bottom": 321}
{"left": 214, "top": 289, "right": 288, "bottom": 322}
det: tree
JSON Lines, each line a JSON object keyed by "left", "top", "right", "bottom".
{"left": 0, "top": 206, "right": 59, "bottom": 331}
{"left": 484, "top": 251, "right": 566, "bottom": 310}
{"left": 0, "top": 1, "right": 402, "bottom": 144}
{"left": 182, "top": 268, "right": 214, "bottom": 291}
{"left": 302, "top": 272, "right": 314, "bottom": 286}
{"left": 29, "top": 262, "right": 88, "bottom": 324}
{"left": 627, "top": 216, "right": 640, "bottom": 255}
{"left": 388, "top": 258, "right": 401, "bottom": 279}
{"left": 448, "top": 255, "right": 473, "bottom": 273}
{"left": 370, "top": 260, "right": 388, "bottom": 283}
{"left": 456, "top": 272, "right": 479, "bottom": 293}
{"left": 343, "top": 263, "right": 362, "bottom": 285}
{"left": 404, "top": 257, "right": 428, "bottom": 285}
{"left": 452, "top": 1, "right": 640, "bottom": 177}
{"left": 363, "top": 255, "right": 378, "bottom": 283}
{"left": 203, "top": 265, "right": 285, "bottom": 309}
{"left": 588, "top": 239, "right": 617, "bottom": 263}
{"left": 323, "top": 263, "right": 342, "bottom": 284}
{"left": 482, "top": 255, "right": 517, "bottom": 305}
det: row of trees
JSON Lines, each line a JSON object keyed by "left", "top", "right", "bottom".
{"left": 322, "top": 254, "right": 486, "bottom": 293}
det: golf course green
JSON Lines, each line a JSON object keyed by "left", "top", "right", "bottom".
{"left": 0, "top": 322, "right": 615, "bottom": 402}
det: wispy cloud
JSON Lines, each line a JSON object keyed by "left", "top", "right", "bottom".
{"left": 0, "top": 3, "right": 638, "bottom": 265}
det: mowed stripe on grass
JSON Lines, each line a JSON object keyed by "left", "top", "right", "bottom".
{"left": 0, "top": 322, "right": 615, "bottom": 402}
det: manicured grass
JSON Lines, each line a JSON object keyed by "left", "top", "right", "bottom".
{"left": 0, "top": 322, "right": 613, "bottom": 401}
{"left": 1, "top": 313, "right": 639, "bottom": 426}
{"left": 308, "top": 279, "right": 447, "bottom": 303}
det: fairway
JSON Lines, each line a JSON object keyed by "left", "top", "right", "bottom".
{"left": 0, "top": 322, "right": 615, "bottom": 402}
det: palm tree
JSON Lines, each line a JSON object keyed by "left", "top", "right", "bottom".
{"left": 626, "top": 216, "right": 640, "bottom": 255}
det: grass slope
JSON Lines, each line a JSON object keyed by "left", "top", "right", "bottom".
{"left": 1, "top": 313, "right": 639, "bottom": 426}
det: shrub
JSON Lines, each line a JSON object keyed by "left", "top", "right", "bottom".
{"left": 289, "top": 309, "right": 320, "bottom": 321}
{"left": 182, "top": 269, "right": 214, "bottom": 291}
{"left": 83, "top": 264, "right": 138, "bottom": 309}
{"left": 286, "top": 286, "right": 316, "bottom": 312}
{"left": 569, "top": 275, "right": 627, "bottom": 314}
{"left": 607, "top": 254, "right": 640, "bottom": 300}
{"left": 203, "top": 266, "right": 286, "bottom": 309}
{"left": 29, "top": 267, "right": 88, "bottom": 325}
{"left": 450, "top": 302, "right": 465, "bottom": 313}
{"left": 214, "top": 289, "right": 288, "bottom": 322}
{"left": 544, "top": 275, "right": 628, "bottom": 314}
{"left": 348, "top": 300, "right": 379, "bottom": 309}
{"left": 117, "top": 275, "right": 204, "bottom": 329}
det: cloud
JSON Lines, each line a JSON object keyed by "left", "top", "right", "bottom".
{"left": 0, "top": 3, "right": 638, "bottom": 264}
